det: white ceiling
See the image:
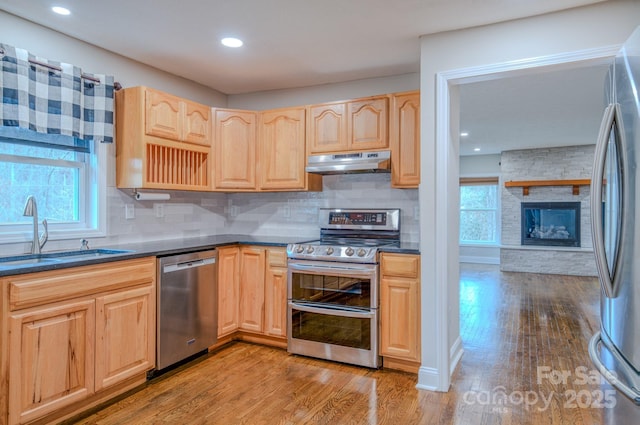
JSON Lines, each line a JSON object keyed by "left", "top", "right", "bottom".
{"left": 0, "top": 0, "right": 607, "bottom": 94}
{"left": 0, "top": 0, "right": 612, "bottom": 156}
{"left": 458, "top": 63, "right": 610, "bottom": 156}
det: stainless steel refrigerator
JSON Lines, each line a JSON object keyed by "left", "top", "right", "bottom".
{"left": 589, "top": 26, "right": 640, "bottom": 420}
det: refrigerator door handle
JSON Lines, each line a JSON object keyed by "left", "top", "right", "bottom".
{"left": 591, "top": 103, "right": 622, "bottom": 298}
{"left": 589, "top": 332, "right": 640, "bottom": 405}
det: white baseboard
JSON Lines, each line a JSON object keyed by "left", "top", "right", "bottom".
{"left": 449, "top": 336, "right": 463, "bottom": 375}
{"left": 416, "top": 366, "right": 444, "bottom": 391}
{"left": 416, "top": 337, "right": 464, "bottom": 392}
{"left": 459, "top": 255, "right": 500, "bottom": 264}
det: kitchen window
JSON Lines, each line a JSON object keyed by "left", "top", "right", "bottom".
{"left": 459, "top": 177, "right": 500, "bottom": 245}
{"left": 0, "top": 130, "right": 106, "bottom": 242}
{"left": 0, "top": 43, "right": 114, "bottom": 244}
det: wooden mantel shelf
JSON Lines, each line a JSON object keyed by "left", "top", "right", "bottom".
{"left": 504, "top": 179, "right": 591, "bottom": 196}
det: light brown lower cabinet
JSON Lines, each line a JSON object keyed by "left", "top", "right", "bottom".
{"left": 264, "top": 248, "right": 288, "bottom": 337}
{"left": 380, "top": 253, "right": 421, "bottom": 373}
{"left": 216, "top": 245, "right": 287, "bottom": 347}
{"left": 217, "top": 246, "right": 241, "bottom": 337}
{"left": 1, "top": 257, "right": 156, "bottom": 425}
{"left": 238, "top": 246, "right": 266, "bottom": 332}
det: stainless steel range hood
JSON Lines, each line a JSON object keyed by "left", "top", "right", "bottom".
{"left": 305, "top": 150, "right": 390, "bottom": 175}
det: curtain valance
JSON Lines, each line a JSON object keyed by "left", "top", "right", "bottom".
{"left": 0, "top": 43, "right": 115, "bottom": 147}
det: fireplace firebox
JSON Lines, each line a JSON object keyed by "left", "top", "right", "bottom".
{"left": 521, "top": 202, "right": 581, "bottom": 247}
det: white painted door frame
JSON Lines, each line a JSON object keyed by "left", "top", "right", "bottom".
{"left": 417, "top": 44, "right": 620, "bottom": 392}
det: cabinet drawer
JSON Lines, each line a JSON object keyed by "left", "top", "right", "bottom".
{"left": 6, "top": 257, "right": 156, "bottom": 311}
{"left": 381, "top": 254, "right": 419, "bottom": 278}
{"left": 267, "top": 248, "right": 287, "bottom": 267}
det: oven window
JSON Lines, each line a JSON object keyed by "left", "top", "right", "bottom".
{"left": 290, "top": 272, "right": 371, "bottom": 308}
{"left": 290, "top": 308, "right": 371, "bottom": 350}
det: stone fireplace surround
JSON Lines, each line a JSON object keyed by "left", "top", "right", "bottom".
{"left": 500, "top": 145, "right": 597, "bottom": 277}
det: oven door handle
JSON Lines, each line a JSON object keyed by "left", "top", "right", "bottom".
{"left": 288, "top": 262, "right": 376, "bottom": 274}
{"left": 289, "top": 301, "right": 374, "bottom": 319}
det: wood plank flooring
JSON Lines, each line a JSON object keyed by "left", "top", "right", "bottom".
{"left": 67, "top": 264, "right": 628, "bottom": 424}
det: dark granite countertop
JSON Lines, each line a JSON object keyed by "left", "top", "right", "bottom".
{"left": 379, "top": 242, "right": 420, "bottom": 255}
{"left": 0, "top": 234, "right": 419, "bottom": 277}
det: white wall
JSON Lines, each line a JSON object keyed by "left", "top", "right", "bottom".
{"left": 0, "top": 11, "right": 227, "bottom": 106}
{"left": 418, "top": 0, "right": 640, "bottom": 391}
{"left": 228, "top": 73, "right": 419, "bottom": 110}
{"left": 459, "top": 154, "right": 501, "bottom": 176}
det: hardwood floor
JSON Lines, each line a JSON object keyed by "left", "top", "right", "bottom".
{"left": 68, "top": 264, "right": 626, "bottom": 425}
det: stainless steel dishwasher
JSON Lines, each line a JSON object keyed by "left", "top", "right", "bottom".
{"left": 156, "top": 249, "right": 217, "bottom": 371}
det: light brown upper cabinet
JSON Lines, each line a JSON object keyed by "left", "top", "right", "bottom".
{"left": 212, "top": 108, "right": 257, "bottom": 190}
{"left": 307, "top": 102, "right": 348, "bottom": 154}
{"left": 145, "top": 88, "right": 211, "bottom": 146}
{"left": 307, "top": 95, "right": 388, "bottom": 155}
{"left": 116, "top": 86, "right": 211, "bottom": 191}
{"left": 390, "top": 91, "right": 420, "bottom": 188}
{"left": 212, "top": 107, "right": 321, "bottom": 192}
{"left": 258, "top": 107, "right": 321, "bottom": 191}
{"left": 349, "top": 96, "right": 389, "bottom": 151}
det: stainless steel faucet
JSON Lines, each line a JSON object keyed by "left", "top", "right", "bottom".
{"left": 23, "top": 196, "right": 48, "bottom": 254}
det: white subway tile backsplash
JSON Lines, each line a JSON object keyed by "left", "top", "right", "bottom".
{"left": 100, "top": 173, "right": 419, "bottom": 247}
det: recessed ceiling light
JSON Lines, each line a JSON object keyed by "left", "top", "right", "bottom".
{"left": 221, "top": 37, "right": 243, "bottom": 48}
{"left": 474, "top": 148, "right": 481, "bottom": 152}
{"left": 460, "top": 132, "right": 469, "bottom": 137}
{"left": 51, "top": 6, "right": 71, "bottom": 15}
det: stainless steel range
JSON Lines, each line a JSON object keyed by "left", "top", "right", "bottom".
{"left": 287, "top": 208, "right": 400, "bottom": 368}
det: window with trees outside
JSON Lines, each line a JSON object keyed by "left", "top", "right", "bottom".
{"left": 0, "top": 130, "right": 103, "bottom": 243}
{"left": 460, "top": 177, "right": 500, "bottom": 245}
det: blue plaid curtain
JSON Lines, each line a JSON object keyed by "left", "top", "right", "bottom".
{"left": 0, "top": 43, "right": 114, "bottom": 146}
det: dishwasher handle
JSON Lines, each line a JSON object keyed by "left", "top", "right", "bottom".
{"left": 163, "top": 257, "right": 216, "bottom": 273}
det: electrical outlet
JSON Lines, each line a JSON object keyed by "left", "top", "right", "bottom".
{"left": 125, "top": 204, "right": 135, "bottom": 219}
{"left": 229, "top": 205, "right": 238, "bottom": 218}
{"left": 414, "top": 206, "right": 420, "bottom": 220}
{"left": 154, "top": 203, "right": 164, "bottom": 218}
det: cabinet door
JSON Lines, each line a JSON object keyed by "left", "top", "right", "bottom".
{"left": 8, "top": 300, "right": 95, "bottom": 425}
{"left": 184, "top": 101, "right": 211, "bottom": 146}
{"left": 391, "top": 92, "right": 420, "bottom": 188}
{"left": 348, "top": 96, "right": 388, "bottom": 151}
{"left": 145, "top": 89, "right": 182, "bottom": 140}
{"left": 214, "top": 109, "right": 257, "bottom": 189}
{"left": 238, "top": 247, "right": 266, "bottom": 332}
{"left": 95, "top": 286, "right": 154, "bottom": 391}
{"left": 380, "top": 277, "right": 420, "bottom": 361}
{"left": 264, "top": 248, "right": 288, "bottom": 337}
{"left": 307, "top": 103, "right": 348, "bottom": 154}
{"left": 259, "top": 107, "right": 306, "bottom": 190}
{"left": 218, "top": 247, "right": 240, "bottom": 336}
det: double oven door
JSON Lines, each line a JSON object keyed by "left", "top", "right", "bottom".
{"left": 287, "top": 258, "right": 380, "bottom": 368}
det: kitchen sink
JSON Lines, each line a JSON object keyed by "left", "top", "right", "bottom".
{"left": 0, "top": 257, "right": 62, "bottom": 266}
{"left": 43, "top": 248, "right": 134, "bottom": 261}
{"left": 0, "top": 249, "right": 135, "bottom": 270}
